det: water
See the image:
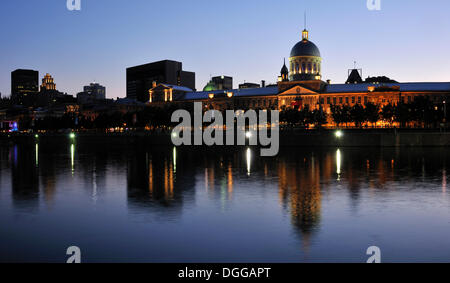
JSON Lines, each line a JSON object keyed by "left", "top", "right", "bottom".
{"left": 0, "top": 141, "right": 449, "bottom": 263}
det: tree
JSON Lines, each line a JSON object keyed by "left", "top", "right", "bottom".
{"left": 330, "top": 105, "right": 345, "bottom": 127}
{"left": 350, "top": 104, "right": 365, "bottom": 128}
{"left": 311, "top": 108, "right": 327, "bottom": 128}
{"left": 394, "top": 102, "right": 413, "bottom": 128}
{"left": 365, "top": 102, "right": 380, "bottom": 127}
{"left": 381, "top": 103, "right": 395, "bottom": 126}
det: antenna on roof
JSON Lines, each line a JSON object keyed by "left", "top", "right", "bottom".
{"left": 304, "top": 11, "right": 307, "bottom": 29}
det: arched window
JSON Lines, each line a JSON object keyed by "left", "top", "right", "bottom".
{"left": 308, "top": 63, "right": 312, "bottom": 73}
{"left": 301, "top": 62, "right": 306, "bottom": 74}
{"left": 296, "top": 63, "right": 300, "bottom": 74}
{"left": 313, "top": 63, "right": 317, "bottom": 73}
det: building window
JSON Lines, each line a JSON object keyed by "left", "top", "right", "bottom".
{"left": 364, "top": 96, "right": 368, "bottom": 104}
{"left": 358, "top": 97, "right": 362, "bottom": 104}
{"left": 339, "top": 97, "right": 343, "bottom": 104}
{"left": 327, "top": 97, "right": 331, "bottom": 104}
{"left": 352, "top": 97, "right": 355, "bottom": 104}
{"left": 346, "top": 97, "right": 349, "bottom": 104}
{"left": 333, "top": 97, "right": 337, "bottom": 105}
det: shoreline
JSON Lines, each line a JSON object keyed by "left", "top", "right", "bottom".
{"left": 1, "top": 130, "right": 450, "bottom": 147}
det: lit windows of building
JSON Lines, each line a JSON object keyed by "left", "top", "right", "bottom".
{"left": 40, "top": 73, "right": 56, "bottom": 91}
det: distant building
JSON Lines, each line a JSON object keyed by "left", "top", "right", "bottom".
{"left": 40, "top": 73, "right": 57, "bottom": 91}
{"left": 126, "top": 60, "right": 195, "bottom": 102}
{"left": 146, "top": 27, "right": 450, "bottom": 126}
{"left": 11, "top": 69, "right": 39, "bottom": 97}
{"left": 239, "top": 82, "right": 260, "bottom": 89}
{"left": 77, "top": 83, "right": 106, "bottom": 104}
{"left": 149, "top": 83, "right": 193, "bottom": 104}
{"left": 212, "top": 76, "right": 233, "bottom": 90}
{"left": 84, "top": 83, "right": 106, "bottom": 99}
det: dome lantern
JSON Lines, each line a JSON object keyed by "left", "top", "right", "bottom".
{"left": 302, "top": 29, "right": 309, "bottom": 41}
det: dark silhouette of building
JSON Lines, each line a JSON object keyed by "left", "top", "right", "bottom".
{"left": 365, "top": 76, "right": 398, "bottom": 84}
{"left": 346, "top": 69, "right": 363, "bottom": 84}
{"left": 126, "top": 60, "right": 195, "bottom": 102}
{"left": 239, "top": 82, "right": 260, "bottom": 89}
{"left": 11, "top": 69, "right": 39, "bottom": 104}
{"left": 211, "top": 76, "right": 233, "bottom": 90}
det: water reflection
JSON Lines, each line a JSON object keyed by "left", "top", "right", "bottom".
{"left": 278, "top": 154, "right": 322, "bottom": 250}
{"left": 1, "top": 142, "right": 450, "bottom": 262}
{"left": 10, "top": 144, "right": 39, "bottom": 212}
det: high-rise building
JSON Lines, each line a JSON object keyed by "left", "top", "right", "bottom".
{"left": 211, "top": 76, "right": 233, "bottom": 90}
{"left": 40, "top": 73, "right": 57, "bottom": 91}
{"left": 77, "top": 83, "right": 106, "bottom": 104}
{"left": 11, "top": 69, "right": 39, "bottom": 96}
{"left": 84, "top": 83, "right": 106, "bottom": 100}
{"left": 126, "top": 60, "right": 195, "bottom": 102}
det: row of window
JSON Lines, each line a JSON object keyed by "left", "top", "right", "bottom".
{"left": 325, "top": 96, "right": 365, "bottom": 105}
{"left": 236, "top": 99, "right": 276, "bottom": 108}
{"left": 291, "top": 61, "right": 321, "bottom": 74}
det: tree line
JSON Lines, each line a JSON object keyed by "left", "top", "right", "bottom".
{"left": 7, "top": 97, "right": 449, "bottom": 131}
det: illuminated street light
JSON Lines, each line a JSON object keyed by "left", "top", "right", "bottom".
{"left": 335, "top": 130, "right": 343, "bottom": 138}
{"left": 246, "top": 132, "right": 252, "bottom": 139}
{"left": 70, "top": 133, "right": 76, "bottom": 139}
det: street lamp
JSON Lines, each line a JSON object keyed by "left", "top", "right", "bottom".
{"left": 335, "top": 130, "right": 343, "bottom": 138}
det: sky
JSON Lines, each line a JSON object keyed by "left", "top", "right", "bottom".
{"left": 0, "top": 0, "right": 449, "bottom": 99}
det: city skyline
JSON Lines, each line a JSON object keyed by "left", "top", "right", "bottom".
{"left": 1, "top": 0, "right": 450, "bottom": 99}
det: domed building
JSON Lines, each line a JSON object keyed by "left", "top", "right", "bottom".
{"left": 288, "top": 29, "right": 322, "bottom": 81}
{"left": 203, "top": 80, "right": 217, "bottom": 92}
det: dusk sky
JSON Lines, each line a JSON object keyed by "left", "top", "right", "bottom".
{"left": 1, "top": 0, "right": 449, "bottom": 99}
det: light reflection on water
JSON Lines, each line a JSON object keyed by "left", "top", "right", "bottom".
{"left": 0, "top": 141, "right": 449, "bottom": 263}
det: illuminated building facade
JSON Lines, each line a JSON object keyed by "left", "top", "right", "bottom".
{"left": 146, "top": 28, "right": 450, "bottom": 118}
{"left": 40, "top": 73, "right": 56, "bottom": 91}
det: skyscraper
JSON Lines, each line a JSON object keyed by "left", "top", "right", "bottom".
{"left": 11, "top": 69, "right": 39, "bottom": 96}
{"left": 84, "top": 83, "right": 106, "bottom": 100}
{"left": 211, "top": 76, "right": 233, "bottom": 90}
{"left": 126, "top": 60, "right": 195, "bottom": 102}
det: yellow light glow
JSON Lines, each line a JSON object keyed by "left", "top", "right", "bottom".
{"left": 336, "top": 149, "right": 342, "bottom": 177}
{"left": 246, "top": 148, "right": 252, "bottom": 175}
